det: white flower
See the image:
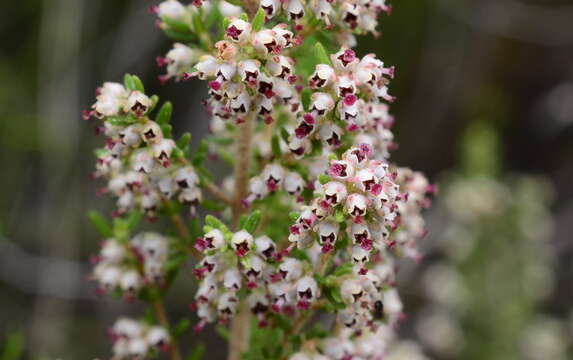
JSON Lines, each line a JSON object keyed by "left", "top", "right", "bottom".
{"left": 141, "top": 121, "right": 163, "bottom": 143}
{"left": 255, "top": 235, "right": 276, "bottom": 259}
{"left": 158, "top": 0, "right": 188, "bottom": 22}
{"left": 126, "top": 91, "right": 152, "bottom": 117}
{"left": 296, "top": 276, "right": 319, "bottom": 308}
{"left": 278, "top": 257, "right": 302, "bottom": 281}
{"left": 223, "top": 268, "right": 243, "bottom": 291}
{"left": 175, "top": 167, "right": 199, "bottom": 188}
{"left": 323, "top": 181, "right": 348, "bottom": 205}
{"left": 232, "top": 230, "right": 254, "bottom": 256}
{"left": 120, "top": 270, "right": 143, "bottom": 293}
{"left": 147, "top": 326, "right": 169, "bottom": 348}
{"left": 284, "top": 171, "right": 305, "bottom": 195}
{"left": 226, "top": 19, "right": 251, "bottom": 43}
{"left": 204, "top": 229, "right": 225, "bottom": 250}
{"left": 100, "top": 239, "right": 125, "bottom": 264}
{"left": 341, "top": 278, "right": 363, "bottom": 304}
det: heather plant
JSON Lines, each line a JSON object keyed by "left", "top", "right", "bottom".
{"left": 83, "top": 0, "right": 435, "bottom": 359}
{"left": 411, "top": 124, "right": 570, "bottom": 360}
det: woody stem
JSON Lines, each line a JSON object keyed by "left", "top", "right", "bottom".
{"left": 228, "top": 110, "right": 255, "bottom": 360}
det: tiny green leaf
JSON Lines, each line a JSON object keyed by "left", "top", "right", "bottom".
{"left": 156, "top": 101, "right": 173, "bottom": 125}
{"left": 216, "top": 325, "right": 230, "bottom": 340}
{"left": 314, "top": 42, "right": 332, "bottom": 65}
{"left": 174, "top": 318, "right": 191, "bottom": 337}
{"left": 271, "top": 135, "right": 281, "bottom": 157}
{"left": 201, "top": 199, "right": 227, "bottom": 212}
{"left": 188, "top": 344, "right": 206, "bottom": 360}
{"left": 192, "top": 139, "right": 209, "bottom": 166}
{"left": 318, "top": 174, "right": 331, "bottom": 185}
{"left": 242, "top": 210, "right": 262, "bottom": 233}
{"left": 289, "top": 212, "right": 300, "bottom": 222}
{"left": 177, "top": 132, "right": 192, "bottom": 150}
{"left": 252, "top": 9, "right": 266, "bottom": 32}
{"left": 126, "top": 210, "right": 143, "bottom": 231}
{"left": 301, "top": 89, "right": 312, "bottom": 111}
{"left": 123, "top": 74, "right": 145, "bottom": 93}
{"left": 205, "top": 215, "right": 228, "bottom": 232}
{"left": 333, "top": 262, "right": 354, "bottom": 276}
{"left": 87, "top": 211, "right": 113, "bottom": 237}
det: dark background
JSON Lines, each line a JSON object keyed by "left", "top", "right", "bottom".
{"left": 1, "top": 0, "right": 572, "bottom": 358}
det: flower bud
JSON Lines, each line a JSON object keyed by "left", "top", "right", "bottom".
{"left": 158, "top": 0, "right": 188, "bottom": 22}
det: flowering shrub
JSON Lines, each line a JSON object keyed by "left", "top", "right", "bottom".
{"left": 83, "top": 0, "right": 434, "bottom": 359}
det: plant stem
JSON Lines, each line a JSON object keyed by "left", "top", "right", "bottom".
{"left": 153, "top": 299, "right": 183, "bottom": 360}
{"left": 228, "top": 111, "right": 255, "bottom": 360}
{"left": 204, "top": 180, "right": 234, "bottom": 205}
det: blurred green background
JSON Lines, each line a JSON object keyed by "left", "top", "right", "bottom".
{"left": 1, "top": 0, "right": 573, "bottom": 359}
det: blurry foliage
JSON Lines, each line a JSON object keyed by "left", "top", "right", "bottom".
{"left": 0, "top": 331, "right": 24, "bottom": 360}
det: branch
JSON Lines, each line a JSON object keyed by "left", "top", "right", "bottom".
{"left": 153, "top": 300, "right": 183, "bottom": 360}
{"left": 203, "top": 180, "right": 234, "bottom": 205}
{"left": 228, "top": 111, "right": 255, "bottom": 360}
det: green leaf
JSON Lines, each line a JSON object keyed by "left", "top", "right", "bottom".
{"left": 280, "top": 127, "right": 290, "bottom": 142}
{"left": 123, "top": 74, "right": 145, "bottom": 93}
{"left": 239, "top": 13, "right": 248, "bottom": 22}
{"left": 301, "top": 89, "right": 312, "bottom": 111}
{"left": 87, "top": 211, "right": 113, "bottom": 237}
{"left": 216, "top": 325, "right": 230, "bottom": 340}
{"left": 188, "top": 344, "right": 206, "bottom": 360}
{"left": 251, "top": 8, "right": 266, "bottom": 32}
{"left": 313, "top": 42, "right": 332, "bottom": 65}
{"left": 126, "top": 210, "right": 143, "bottom": 231}
{"left": 242, "top": 210, "right": 261, "bottom": 233}
{"left": 289, "top": 212, "right": 300, "bottom": 222}
{"left": 191, "top": 13, "right": 205, "bottom": 35}
{"left": 177, "top": 132, "right": 192, "bottom": 150}
{"left": 333, "top": 262, "right": 354, "bottom": 276}
{"left": 192, "top": 139, "right": 209, "bottom": 166}
{"left": 335, "top": 207, "right": 345, "bottom": 223}
{"left": 174, "top": 318, "right": 191, "bottom": 337}
{"left": 163, "top": 28, "right": 197, "bottom": 42}
{"left": 161, "top": 124, "right": 173, "bottom": 138}
{"left": 205, "top": 215, "right": 228, "bottom": 232}
{"left": 201, "top": 199, "right": 227, "bottom": 212}
{"left": 189, "top": 217, "right": 202, "bottom": 239}
{"left": 271, "top": 135, "right": 281, "bottom": 157}
{"left": 318, "top": 174, "right": 331, "bottom": 185}
{"left": 162, "top": 17, "right": 191, "bottom": 33}
{"left": 156, "top": 101, "right": 173, "bottom": 125}
{"left": 1, "top": 331, "right": 24, "bottom": 360}
{"left": 106, "top": 115, "right": 136, "bottom": 127}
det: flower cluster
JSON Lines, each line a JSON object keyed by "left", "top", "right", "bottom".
{"left": 85, "top": 81, "right": 202, "bottom": 217}
{"left": 109, "top": 317, "right": 170, "bottom": 359}
{"left": 289, "top": 144, "right": 401, "bottom": 255}
{"left": 259, "top": 0, "right": 392, "bottom": 40}
{"left": 92, "top": 232, "right": 170, "bottom": 300}
{"left": 245, "top": 163, "right": 307, "bottom": 205}
{"left": 192, "top": 221, "right": 325, "bottom": 330}
{"left": 287, "top": 47, "right": 395, "bottom": 158}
